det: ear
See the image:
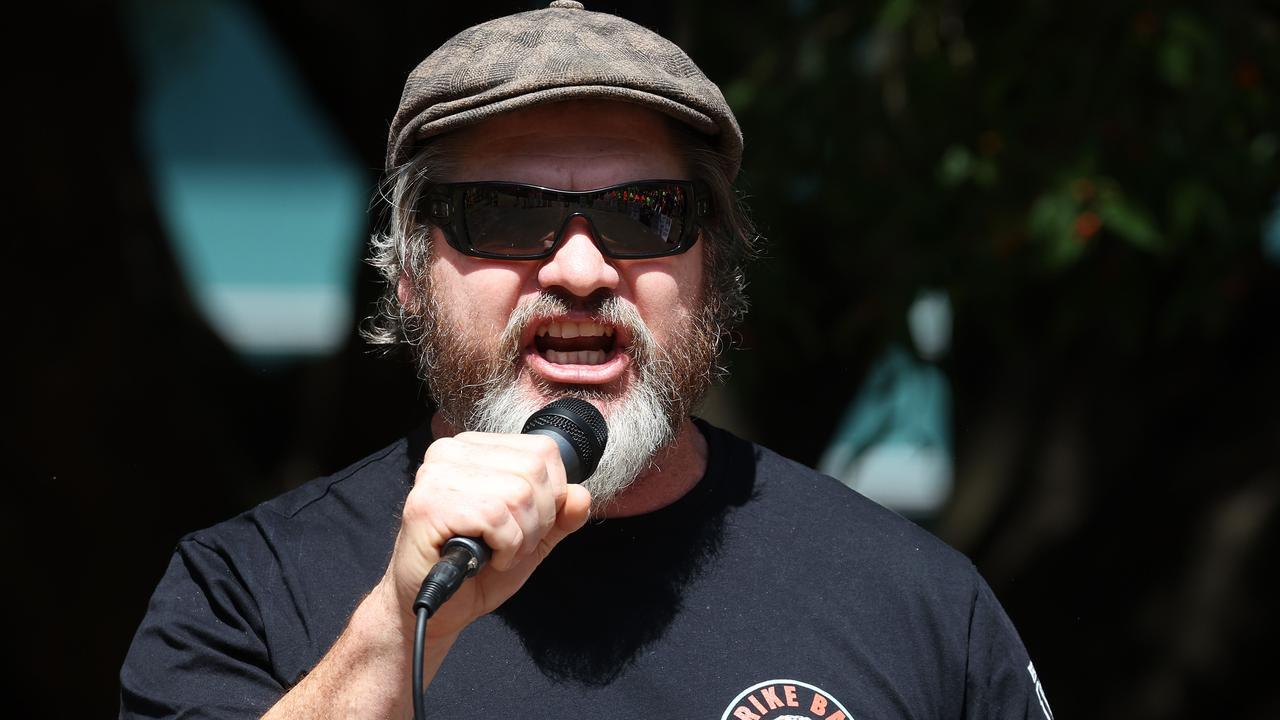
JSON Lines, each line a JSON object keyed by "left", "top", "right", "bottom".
{"left": 397, "top": 273, "right": 417, "bottom": 313}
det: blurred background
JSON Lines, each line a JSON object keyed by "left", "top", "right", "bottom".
{"left": 12, "top": 0, "right": 1278, "bottom": 717}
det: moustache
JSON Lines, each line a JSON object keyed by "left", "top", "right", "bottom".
{"left": 497, "top": 291, "right": 657, "bottom": 369}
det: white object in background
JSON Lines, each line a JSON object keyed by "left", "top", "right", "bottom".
{"left": 818, "top": 290, "right": 955, "bottom": 518}
{"left": 128, "top": 0, "right": 366, "bottom": 357}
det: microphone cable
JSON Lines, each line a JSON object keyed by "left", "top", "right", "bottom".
{"left": 412, "top": 537, "right": 488, "bottom": 720}
{"left": 413, "top": 607, "right": 428, "bottom": 720}
{"left": 408, "top": 398, "right": 607, "bottom": 720}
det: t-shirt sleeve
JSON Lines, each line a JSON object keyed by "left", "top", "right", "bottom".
{"left": 963, "top": 571, "right": 1054, "bottom": 720}
{"left": 120, "top": 537, "right": 282, "bottom": 719}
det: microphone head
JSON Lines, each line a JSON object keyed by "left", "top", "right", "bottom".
{"left": 521, "top": 398, "right": 608, "bottom": 482}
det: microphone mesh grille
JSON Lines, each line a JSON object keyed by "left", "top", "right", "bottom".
{"left": 521, "top": 398, "right": 608, "bottom": 479}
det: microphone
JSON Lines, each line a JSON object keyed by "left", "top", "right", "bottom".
{"left": 411, "top": 398, "right": 608, "bottom": 618}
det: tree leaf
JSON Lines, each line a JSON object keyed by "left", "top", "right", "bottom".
{"left": 1098, "top": 191, "right": 1164, "bottom": 252}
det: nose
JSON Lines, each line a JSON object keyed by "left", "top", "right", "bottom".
{"left": 536, "top": 216, "right": 620, "bottom": 297}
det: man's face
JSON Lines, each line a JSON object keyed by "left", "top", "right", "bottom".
{"left": 402, "top": 100, "right": 717, "bottom": 503}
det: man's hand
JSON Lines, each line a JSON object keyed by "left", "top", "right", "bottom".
{"left": 263, "top": 431, "right": 592, "bottom": 719}
{"left": 386, "top": 431, "right": 594, "bottom": 640}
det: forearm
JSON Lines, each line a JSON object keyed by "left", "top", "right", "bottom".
{"left": 265, "top": 431, "right": 591, "bottom": 719}
{"left": 262, "top": 580, "right": 456, "bottom": 720}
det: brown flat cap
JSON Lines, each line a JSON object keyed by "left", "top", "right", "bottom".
{"left": 386, "top": 0, "right": 742, "bottom": 178}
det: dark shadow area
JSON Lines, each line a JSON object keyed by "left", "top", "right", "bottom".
{"left": 497, "top": 421, "right": 757, "bottom": 684}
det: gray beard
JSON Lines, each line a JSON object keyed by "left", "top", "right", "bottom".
{"left": 469, "top": 373, "right": 672, "bottom": 513}
{"left": 417, "top": 290, "right": 718, "bottom": 514}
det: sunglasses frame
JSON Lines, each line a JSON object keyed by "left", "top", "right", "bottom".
{"left": 419, "top": 179, "right": 711, "bottom": 261}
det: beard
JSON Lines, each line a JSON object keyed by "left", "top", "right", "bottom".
{"left": 413, "top": 285, "right": 721, "bottom": 513}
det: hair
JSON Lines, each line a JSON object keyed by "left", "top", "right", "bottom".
{"left": 361, "top": 116, "right": 760, "bottom": 360}
{"left": 363, "top": 140, "right": 455, "bottom": 351}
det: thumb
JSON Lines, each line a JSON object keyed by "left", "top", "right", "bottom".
{"left": 541, "top": 484, "right": 592, "bottom": 554}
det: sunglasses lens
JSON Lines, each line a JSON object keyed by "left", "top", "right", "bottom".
{"left": 450, "top": 182, "right": 694, "bottom": 258}
{"left": 591, "top": 185, "right": 689, "bottom": 257}
{"left": 462, "top": 187, "right": 562, "bottom": 256}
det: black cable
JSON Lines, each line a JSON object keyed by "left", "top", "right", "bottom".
{"left": 408, "top": 401, "right": 605, "bottom": 717}
{"left": 411, "top": 538, "right": 489, "bottom": 720}
{"left": 413, "top": 607, "right": 429, "bottom": 720}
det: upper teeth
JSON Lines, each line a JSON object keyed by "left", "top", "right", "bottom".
{"left": 537, "top": 321, "right": 613, "bottom": 338}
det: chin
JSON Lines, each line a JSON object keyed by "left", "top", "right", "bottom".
{"left": 521, "top": 372, "right": 634, "bottom": 416}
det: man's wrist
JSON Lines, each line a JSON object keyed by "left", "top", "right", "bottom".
{"left": 364, "top": 574, "right": 462, "bottom": 668}
{"left": 360, "top": 576, "right": 418, "bottom": 653}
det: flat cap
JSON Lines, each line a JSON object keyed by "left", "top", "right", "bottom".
{"left": 387, "top": 0, "right": 743, "bottom": 178}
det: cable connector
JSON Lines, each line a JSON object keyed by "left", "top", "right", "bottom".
{"left": 412, "top": 537, "right": 490, "bottom": 617}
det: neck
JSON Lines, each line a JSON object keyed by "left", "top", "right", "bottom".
{"left": 596, "top": 418, "right": 707, "bottom": 518}
{"left": 428, "top": 413, "right": 708, "bottom": 519}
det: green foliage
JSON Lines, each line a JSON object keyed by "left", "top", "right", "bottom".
{"left": 1097, "top": 182, "right": 1163, "bottom": 253}
{"left": 679, "top": 0, "right": 1277, "bottom": 386}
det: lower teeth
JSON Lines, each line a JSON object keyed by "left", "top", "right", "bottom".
{"left": 545, "top": 350, "right": 605, "bottom": 365}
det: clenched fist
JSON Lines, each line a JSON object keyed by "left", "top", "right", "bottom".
{"left": 384, "top": 431, "right": 594, "bottom": 642}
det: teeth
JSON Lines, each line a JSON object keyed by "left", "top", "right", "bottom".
{"left": 536, "top": 321, "right": 614, "bottom": 339}
{"left": 542, "top": 349, "right": 607, "bottom": 366}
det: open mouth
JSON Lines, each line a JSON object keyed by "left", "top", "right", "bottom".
{"left": 533, "top": 320, "right": 617, "bottom": 366}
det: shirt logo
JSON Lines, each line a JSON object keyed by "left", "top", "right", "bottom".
{"left": 1027, "top": 661, "right": 1054, "bottom": 720}
{"left": 720, "top": 679, "right": 855, "bottom": 720}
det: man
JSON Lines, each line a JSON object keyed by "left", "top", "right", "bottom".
{"left": 121, "top": 3, "right": 1053, "bottom": 719}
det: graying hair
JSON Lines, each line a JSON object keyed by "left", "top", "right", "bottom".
{"left": 362, "top": 141, "right": 455, "bottom": 349}
{"left": 360, "top": 121, "right": 759, "bottom": 354}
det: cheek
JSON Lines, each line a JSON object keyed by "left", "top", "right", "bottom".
{"left": 627, "top": 249, "right": 705, "bottom": 337}
{"left": 429, "top": 250, "right": 533, "bottom": 335}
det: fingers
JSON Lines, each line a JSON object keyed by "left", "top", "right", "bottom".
{"left": 453, "top": 431, "right": 568, "bottom": 517}
{"left": 407, "top": 432, "right": 573, "bottom": 573}
{"left": 383, "top": 427, "right": 598, "bottom": 641}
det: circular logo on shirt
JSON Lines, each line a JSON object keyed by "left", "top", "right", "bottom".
{"left": 720, "top": 679, "right": 854, "bottom": 720}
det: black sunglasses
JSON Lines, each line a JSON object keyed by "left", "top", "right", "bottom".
{"left": 419, "top": 180, "right": 709, "bottom": 260}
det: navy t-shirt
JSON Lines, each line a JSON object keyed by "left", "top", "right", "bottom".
{"left": 120, "top": 421, "right": 1052, "bottom": 719}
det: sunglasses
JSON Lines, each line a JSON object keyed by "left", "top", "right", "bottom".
{"left": 419, "top": 180, "right": 709, "bottom": 260}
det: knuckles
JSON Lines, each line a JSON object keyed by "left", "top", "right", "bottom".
{"left": 401, "top": 432, "right": 561, "bottom": 543}
{"left": 472, "top": 496, "right": 510, "bottom": 527}
{"left": 422, "top": 436, "right": 465, "bottom": 464}
{"left": 421, "top": 433, "right": 558, "bottom": 486}
{"left": 401, "top": 488, "right": 433, "bottom": 524}
{"left": 508, "top": 481, "right": 536, "bottom": 512}
{"left": 527, "top": 433, "right": 559, "bottom": 458}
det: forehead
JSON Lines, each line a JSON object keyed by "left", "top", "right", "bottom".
{"left": 442, "top": 100, "right": 688, "bottom": 189}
